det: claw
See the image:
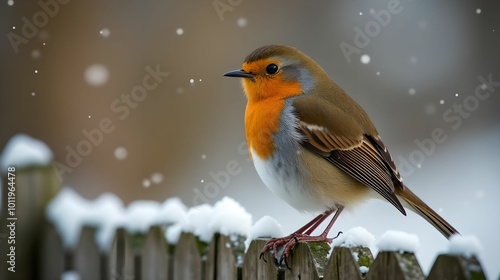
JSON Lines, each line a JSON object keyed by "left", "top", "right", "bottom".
{"left": 259, "top": 252, "right": 267, "bottom": 262}
{"left": 333, "top": 231, "right": 343, "bottom": 239}
{"left": 283, "top": 256, "right": 291, "bottom": 269}
{"left": 259, "top": 231, "right": 341, "bottom": 268}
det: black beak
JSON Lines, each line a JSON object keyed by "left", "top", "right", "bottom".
{"left": 223, "top": 69, "right": 254, "bottom": 78}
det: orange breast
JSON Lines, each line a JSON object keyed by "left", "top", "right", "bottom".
{"left": 243, "top": 81, "right": 302, "bottom": 160}
{"left": 241, "top": 59, "right": 303, "bottom": 160}
{"left": 245, "top": 99, "right": 285, "bottom": 160}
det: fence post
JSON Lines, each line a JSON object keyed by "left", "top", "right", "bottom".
{"left": 73, "top": 226, "right": 101, "bottom": 280}
{"left": 427, "top": 254, "right": 486, "bottom": 280}
{"left": 39, "top": 222, "right": 65, "bottom": 280}
{"left": 204, "top": 234, "right": 246, "bottom": 280}
{"left": 173, "top": 232, "right": 203, "bottom": 280}
{"left": 108, "top": 228, "right": 135, "bottom": 280}
{"left": 324, "top": 246, "right": 373, "bottom": 280}
{"left": 141, "top": 225, "right": 170, "bottom": 280}
{"left": 242, "top": 239, "right": 283, "bottom": 280}
{"left": 0, "top": 165, "right": 60, "bottom": 280}
{"left": 367, "top": 251, "right": 424, "bottom": 280}
{"left": 284, "top": 242, "right": 330, "bottom": 280}
{"left": 204, "top": 234, "right": 216, "bottom": 280}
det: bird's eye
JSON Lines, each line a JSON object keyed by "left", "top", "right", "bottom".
{"left": 265, "top": 63, "right": 279, "bottom": 75}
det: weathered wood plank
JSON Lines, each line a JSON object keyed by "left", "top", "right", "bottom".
{"left": 141, "top": 226, "right": 169, "bottom": 280}
{"left": 324, "top": 246, "right": 373, "bottom": 280}
{"left": 108, "top": 228, "right": 135, "bottom": 280}
{"left": 173, "top": 232, "right": 202, "bottom": 280}
{"left": 285, "top": 242, "right": 330, "bottom": 280}
{"left": 427, "top": 254, "right": 486, "bottom": 280}
{"left": 0, "top": 165, "right": 60, "bottom": 280}
{"left": 205, "top": 235, "right": 216, "bottom": 280}
{"left": 367, "top": 251, "right": 424, "bottom": 280}
{"left": 242, "top": 239, "right": 283, "bottom": 280}
{"left": 73, "top": 226, "right": 101, "bottom": 280}
{"left": 39, "top": 223, "right": 65, "bottom": 280}
{"left": 213, "top": 234, "right": 245, "bottom": 280}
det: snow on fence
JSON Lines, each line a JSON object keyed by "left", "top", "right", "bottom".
{"left": 38, "top": 224, "right": 486, "bottom": 280}
{"left": 0, "top": 144, "right": 489, "bottom": 280}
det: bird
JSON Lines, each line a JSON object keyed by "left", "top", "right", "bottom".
{"left": 223, "top": 45, "right": 459, "bottom": 264}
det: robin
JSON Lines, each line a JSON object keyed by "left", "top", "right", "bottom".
{"left": 224, "top": 45, "right": 459, "bottom": 264}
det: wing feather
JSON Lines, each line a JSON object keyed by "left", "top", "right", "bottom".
{"left": 297, "top": 120, "right": 406, "bottom": 215}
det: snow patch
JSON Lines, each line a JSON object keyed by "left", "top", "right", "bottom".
{"left": 92, "top": 193, "right": 126, "bottom": 251}
{"left": 165, "top": 223, "right": 183, "bottom": 244}
{"left": 1, "top": 134, "right": 53, "bottom": 170}
{"left": 448, "top": 234, "right": 481, "bottom": 258}
{"left": 61, "top": 271, "right": 80, "bottom": 280}
{"left": 124, "top": 200, "right": 161, "bottom": 233}
{"left": 359, "top": 265, "right": 369, "bottom": 274}
{"left": 153, "top": 197, "right": 187, "bottom": 225}
{"left": 182, "top": 204, "right": 214, "bottom": 242}
{"left": 46, "top": 191, "right": 253, "bottom": 249}
{"left": 244, "top": 216, "right": 283, "bottom": 251}
{"left": 333, "top": 226, "right": 375, "bottom": 248}
{"left": 46, "top": 189, "right": 127, "bottom": 250}
{"left": 46, "top": 188, "right": 94, "bottom": 248}
{"left": 377, "top": 230, "right": 419, "bottom": 253}
{"left": 209, "top": 197, "right": 252, "bottom": 238}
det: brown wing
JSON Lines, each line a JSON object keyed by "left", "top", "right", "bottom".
{"left": 293, "top": 97, "right": 406, "bottom": 215}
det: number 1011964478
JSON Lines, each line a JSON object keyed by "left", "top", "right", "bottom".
{"left": 7, "top": 167, "right": 16, "bottom": 217}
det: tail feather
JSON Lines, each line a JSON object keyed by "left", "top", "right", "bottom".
{"left": 396, "top": 185, "right": 459, "bottom": 239}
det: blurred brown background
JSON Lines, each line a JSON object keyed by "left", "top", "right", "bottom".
{"left": 1, "top": 0, "right": 500, "bottom": 277}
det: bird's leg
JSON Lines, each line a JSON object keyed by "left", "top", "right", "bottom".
{"left": 259, "top": 209, "right": 333, "bottom": 261}
{"left": 278, "top": 205, "right": 344, "bottom": 266}
{"left": 259, "top": 206, "right": 344, "bottom": 265}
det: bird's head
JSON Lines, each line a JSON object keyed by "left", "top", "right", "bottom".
{"left": 224, "top": 45, "right": 329, "bottom": 102}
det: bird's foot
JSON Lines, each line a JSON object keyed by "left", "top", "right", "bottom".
{"left": 259, "top": 231, "right": 342, "bottom": 268}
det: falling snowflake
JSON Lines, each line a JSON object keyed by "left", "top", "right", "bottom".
{"left": 99, "top": 28, "right": 111, "bottom": 38}
{"left": 114, "top": 147, "right": 128, "bottom": 160}
{"left": 84, "top": 64, "right": 109, "bottom": 87}
{"left": 31, "top": 49, "right": 41, "bottom": 59}
{"left": 151, "top": 173, "right": 164, "bottom": 184}
{"left": 360, "top": 54, "right": 370, "bottom": 64}
{"left": 237, "top": 17, "right": 247, "bottom": 27}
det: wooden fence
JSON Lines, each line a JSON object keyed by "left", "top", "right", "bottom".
{"left": 34, "top": 224, "right": 486, "bottom": 280}
{"left": 0, "top": 166, "right": 490, "bottom": 280}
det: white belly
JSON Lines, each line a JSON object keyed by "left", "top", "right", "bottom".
{"left": 251, "top": 149, "right": 329, "bottom": 213}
